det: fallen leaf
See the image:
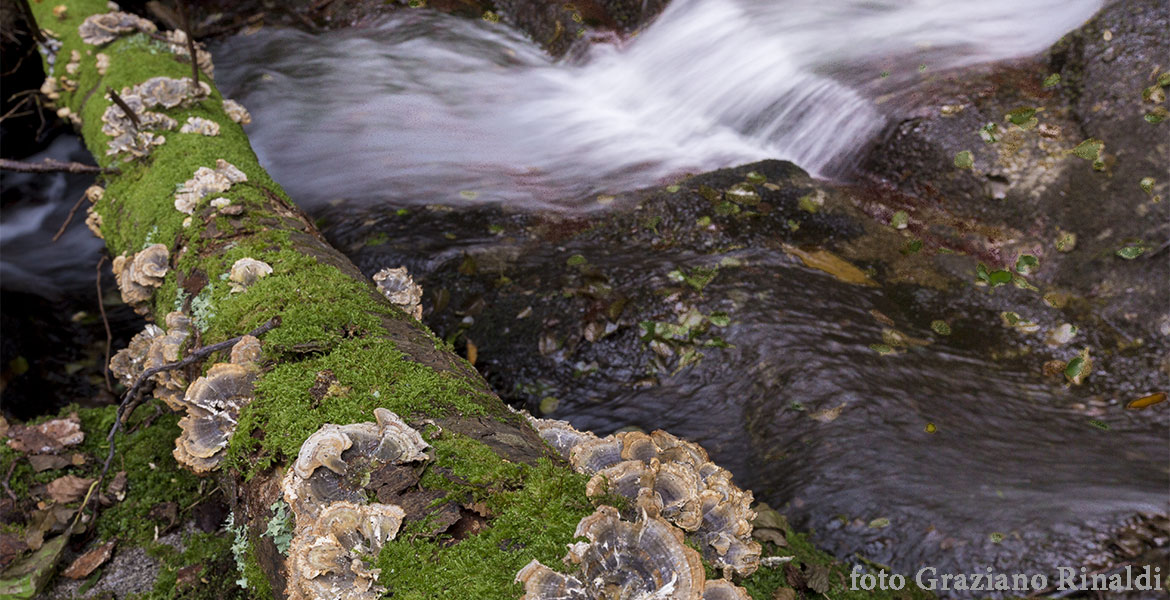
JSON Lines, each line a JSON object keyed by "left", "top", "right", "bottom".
{"left": 1126, "top": 392, "right": 1166, "bottom": 410}
{"left": 0, "top": 533, "right": 28, "bottom": 571}
{"left": 466, "top": 339, "right": 477, "bottom": 366}
{"left": 46, "top": 475, "right": 94, "bottom": 504}
{"left": 107, "top": 471, "right": 128, "bottom": 501}
{"left": 809, "top": 404, "right": 845, "bottom": 423}
{"left": 753, "top": 528, "right": 788, "bottom": 546}
{"left": 782, "top": 244, "right": 877, "bottom": 287}
{"left": 62, "top": 541, "right": 115, "bottom": 579}
{"left": 5, "top": 414, "right": 84, "bottom": 454}
{"left": 27, "top": 455, "right": 70, "bottom": 473}
{"left": 805, "top": 564, "right": 832, "bottom": 594}
{"left": 772, "top": 588, "right": 797, "bottom": 600}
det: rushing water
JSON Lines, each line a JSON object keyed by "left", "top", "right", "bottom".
{"left": 213, "top": 0, "right": 1104, "bottom": 211}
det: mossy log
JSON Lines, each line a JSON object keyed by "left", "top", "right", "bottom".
{"left": 25, "top": 2, "right": 590, "bottom": 598}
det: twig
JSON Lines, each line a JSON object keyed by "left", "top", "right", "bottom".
{"left": 2, "top": 461, "right": 17, "bottom": 502}
{"left": 176, "top": 2, "right": 200, "bottom": 87}
{"left": 52, "top": 191, "right": 88, "bottom": 242}
{"left": 0, "top": 158, "right": 120, "bottom": 175}
{"left": 99, "top": 316, "right": 281, "bottom": 481}
{"left": 105, "top": 87, "right": 139, "bottom": 130}
{"left": 96, "top": 257, "right": 113, "bottom": 393}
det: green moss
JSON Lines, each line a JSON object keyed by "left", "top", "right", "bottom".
{"left": 225, "top": 338, "right": 497, "bottom": 479}
{"left": 375, "top": 459, "right": 594, "bottom": 599}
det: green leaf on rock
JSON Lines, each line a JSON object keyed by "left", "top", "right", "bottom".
{"left": 1116, "top": 244, "right": 1146, "bottom": 259}
{"left": 931, "top": 320, "right": 951, "bottom": 335}
{"left": 1015, "top": 254, "right": 1039, "bottom": 275}
{"left": 1042, "top": 73, "right": 1061, "bottom": 87}
{"left": 1007, "top": 107, "right": 1037, "bottom": 125}
{"left": 1140, "top": 177, "right": 1155, "bottom": 195}
{"left": 978, "top": 122, "right": 999, "bottom": 143}
{"left": 1071, "top": 138, "right": 1104, "bottom": 160}
{"left": 954, "top": 150, "right": 974, "bottom": 169}
{"left": 890, "top": 211, "right": 909, "bottom": 229}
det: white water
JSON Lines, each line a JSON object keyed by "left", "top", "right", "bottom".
{"left": 213, "top": 0, "right": 1103, "bottom": 211}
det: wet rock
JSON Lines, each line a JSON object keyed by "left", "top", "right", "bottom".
{"left": 330, "top": 158, "right": 1167, "bottom": 579}
{"left": 857, "top": 0, "right": 1169, "bottom": 352}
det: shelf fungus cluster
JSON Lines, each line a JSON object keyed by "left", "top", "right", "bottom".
{"left": 78, "top": 11, "right": 156, "bottom": 46}
{"left": 528, "top": 418, "right": 761, "bottom": 580}
{"left": 101, "top": 76, "right": 211, "bottom": 160}
{"left": 373, "top": 266, "right": 423, "bottom": 320}
{"left": 281, "top": 409, "right": 430, "bottom": 600}
{"left": 163, "top": 29, "right": 215, "bottom": 78}
{"left": 174, "top": 159, "right": 248, "bottom": 215}
{"left": 171, "top": 335, "right": 262, "bottom": 473}
{"left": 109, "top": 311, "right": 193, "bottom": 409}
{"left": 222, "top": 99, "right": 251, "bottom": 125}
{"left": 516, "top": 505, "right": 750, "bottom": 600}
{"left": 85, "top": 185, "right": 104, "bottom": 239}
{"left": 112, "top": 243, "right": 169, "bottom": 315}
{"left": 179, "top": 116, "right": 220, "bottom": 136}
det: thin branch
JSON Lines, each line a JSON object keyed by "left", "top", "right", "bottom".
{"left": 177, "top": 2, "right": 200, "bottom": 88}
{"left": 96, "top": 257, "right": 114, "bottom": 394}
{"left": 0, "top": 158, "right": 121, "bottom": 175}
{"left": 52, "top": 191, "right": 88, "bottom": 242}
{"left": 105, "top": 87, "right": 140, "bottom": 130}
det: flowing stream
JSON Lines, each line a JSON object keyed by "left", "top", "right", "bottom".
{"left": 212, "top": 0, "right": 1105, "bottom": 211}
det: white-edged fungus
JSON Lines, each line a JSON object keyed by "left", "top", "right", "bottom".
{"left": 287, "top": 501, "right": 406, "bottom": 600}
{"left": 281, "top": 410, "right": 429, "bottom": 600}
{"left": 111, "top": 244, "right": 169, "bottom": 315}
{"left": 702, "top": 580, "right": 752, "bottom": 600}
{"left": 179, "top": 116, "right": 220, "bottom": 136}
{"left": 173, "top": 159, "right": 247, "bottom": 214}
{"left": 78, "top": 11, "right": 156, "bottom": 46}
{"left": 109, "top": 324, "right": 163, "bottom": 387}
{"left": 143, "top": 312, "right": 193, "bottom": 410}
{"left": 516, "top": 505, "right": 707, "bottom": 600}
{"left": 85, "top": 206, "right": 103, "bottom": 239}
{"left": 101, "top": 76, "right": 211, "bottom": 160}
{"left": 222, "top": 99, "right": 251, "bottom": 125}
{"left": 171, "top": 336, "right": 262, "bottom": 473}
{"left": 373, "top": 266, "right": 423, "bottom": 320}
{"left": 533, "top": 419, "right": 762, "bottom": 578}
{"left": 228, "top": 258, "right": 272, "bottom": 293}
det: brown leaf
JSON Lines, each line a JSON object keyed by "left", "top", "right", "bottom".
{"left": 107, "top": 471, "right": 128, "bottom": 501}
{"left": 771, "top": 588, "right": 797, "bottom": 600}
{"left": 175, "top": 564, "right": 204, "bottom": 588}
{"left": 28, "top": 454, "right": 71, "bottom": 472}
{"left": 752, "top": 527, "right": 788, "bottom": 547}
{"left": 62, "top": 540, "right": 115, "bottom": 579}
{"left": 4, "top": 414, "right": 84, "bottom": 453}
{"left": 466, "top": 339, "right": 478, "bottom": 365}
{"left": 804, "top": 564, "right": 831, "bottom": 594}
{"left": 47, "top": 475, "right": 94, "bottom": 504}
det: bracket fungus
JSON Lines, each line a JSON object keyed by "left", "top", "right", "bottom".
{"left": 516, "top": 505, "right": 707, "bottom": 600}
{"left": 78, "top": 11, "right": 156, "bottom": 46}
{"left": 101, "top": 76, "right": 212, "bottom": 160}
{"left": 179, "top": 116, "right": 220, "bottom": 136}
{"left": 222, "top": 99, "right": 252, "bottom": 125}
{"left": 531, "top": 419, "right": 761, "bottom": 579}
{"left": 373, "top": 266, "right": 423, "bottom": 320}
{"left": 174, "top": 159, "right": 247, "bottom": 214}
{"left": 108, "top": 311, "right": 192, "bottom": 409}
{"left": 281, "top": 410, "right": 428, "bottom": 600}
{"left": 287, "top": 501, "right": 405, "bottom": 600}
{"left": 229, "top": 258, "right": 273, "bottom": 292}
{"left": 111, "top": 243, "right": 169, "bottom": 315}
{"left": 172, "top": 336, "right": 262, "bottom": 473}
{"left": 282, "top": 409, "right": 429, "bottom": 523}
